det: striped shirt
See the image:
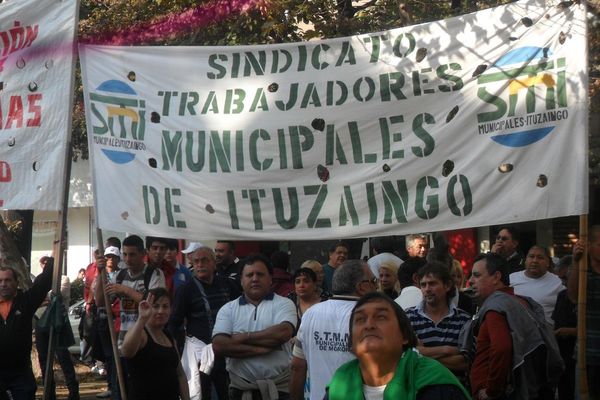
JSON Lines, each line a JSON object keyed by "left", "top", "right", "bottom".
{"left": 406, "top": 302, "right": 471, "bottom": 347}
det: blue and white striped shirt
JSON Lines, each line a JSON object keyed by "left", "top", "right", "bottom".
{"left": 406, "top": 302, "right": 471, "bottom": 347}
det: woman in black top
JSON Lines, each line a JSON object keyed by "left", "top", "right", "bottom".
{"left": 121, "top": 287, "right": 189, "bottom": 400}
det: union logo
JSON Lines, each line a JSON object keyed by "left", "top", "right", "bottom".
{"left": 476, "top": 46, "right": 568, "bottom": 148}
{"left": 89, "top": 80, "right": 146, "bottom": 164}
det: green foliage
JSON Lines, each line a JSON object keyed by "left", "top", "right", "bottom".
{"left": 70, "top": 277, "right": 84, "bottom": 305}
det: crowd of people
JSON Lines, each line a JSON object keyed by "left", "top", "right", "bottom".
{"left": 1, "top": 226, "right": 599, "bottom": 400}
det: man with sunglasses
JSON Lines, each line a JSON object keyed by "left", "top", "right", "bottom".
{"left": 491, "top": 227, "right": 524, "bottom": 273}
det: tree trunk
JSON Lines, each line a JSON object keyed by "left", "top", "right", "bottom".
{"left": 0, "top": 212, "right": 33, "bottom": 289}
{"left": 7, "top": 209, "right": 34, "bottom": 268}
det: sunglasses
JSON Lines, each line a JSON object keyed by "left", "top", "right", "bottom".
{"left": 496, "top": 236, "right": 511, "bottom": 241}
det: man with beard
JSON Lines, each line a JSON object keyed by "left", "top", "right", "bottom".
{"left": 214, "top": 241, "right": 241, "bottom": 283}
{"left": 405, "top": 262, "right": 470, "bottom": 377}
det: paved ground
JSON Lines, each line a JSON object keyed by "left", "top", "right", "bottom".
{"left": 34, "top": 359, "right": 109, "bottom": 400}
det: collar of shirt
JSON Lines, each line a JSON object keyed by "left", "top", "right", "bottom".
{"left": 0, "top": 298, "right": 13, "bottom": 320}
{"left": 239, "top": 291, "right": 275, "bottom": 305}
{"left": 416, "top": 299, "right": 457, "bottom": 321}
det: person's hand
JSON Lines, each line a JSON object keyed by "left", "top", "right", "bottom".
{"left": 138, "top": 292, "right": 154, "bottom": 321}
{"left": 491, "top": 243, "right": 500, "bottom": 254}
{"left": 105, "top": 283, "right": 125, "bottom": 296}
{"left": 476, "top": 389, "right": 489, "bottom": 400}
{"left": 573, "top": 241, "right": 584, "bottom": 263}
{"left": 555, "top": 327, "right": 576, "bottom": 337}
{"left": 97, "top": 256, "right": 107, "bottom": 271}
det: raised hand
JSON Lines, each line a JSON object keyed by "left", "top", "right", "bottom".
{"left": 138, "top": 292, "right": 155, "bottom": 321}
{"left": 573, "top": 240, "right": 584, "bottom": 263}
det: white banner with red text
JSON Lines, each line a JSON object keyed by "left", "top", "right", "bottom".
{"left": 0, "top": 0, "right": 78, "bottom": 210}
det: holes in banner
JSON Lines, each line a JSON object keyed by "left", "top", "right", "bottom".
{"left": 559, "top": 32, "right": 567, "bottom": 44}
{"left": 127, "top": 71, "right": 136, "bottom": 82}
{"left": 268, "top": 83, "right": 279, "bottom": 92}
{"left": 28, "top": 82, "right": 38, "bottom": 92}
{"left": 0, "top": 81, "right": 4, "bottom": 92}
{"left": 543, "top": 47, "right": 550, "bottom": 58}
{"left": 537, "top": 174, "right": 548, "bottom": 187}
{"left": 472, "top": 64, "right": 487, "bottom": 78}
{"left": 446, "top": 106, "right": 459, "bottom": 123}
{"left": 33, "top": 161, "right": 40, "bottom": 171}
{"left": 382, "top": 164, "right": 391, "bottom": 173}
{"left": 16, "top": 58, "right": 26, "bottom": 69}
{"left": 205, "top": 204, "right": 215, "bottom": 214}
{"left": 151, "top": 112, "right": 160, "bottom": 123}
{"left": 311, "top": 118, "right": 325, "bottom": 131}
{"left": 7, "top": 137, "right": 15, "bottom": 147}
{"left": 121, "top": 211, "right": 129, "bottom": 220}
{"left": 317, "top": 164, "right": 330, "bottom": 182}
{"left": 442, "top": 160, "right": 454, "bottom": 177}
{"left": 509, "top": 36, "right": 518, "bottom": 41}
{"left": 148, "top": 158, "right": 157, "bottom": 168}
{"left": 498, "top": 163, "right": 513, "bottom": 173}
{"left": 45, "top": 60, "right": 54, "bottom": 70}
{"left": 545, "top": 14, "right": 551, "bottom": 19}
{"left": 415, "top": 48, "right": 427, "bottom": 63}
{"left": 521, "top": 17, "right": 533, "bottom": 27}
{"left": 36, "top": 185, "right": 43, "bottom": 191}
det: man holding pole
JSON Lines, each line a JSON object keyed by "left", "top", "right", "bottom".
{"left": 568, "top": 225, "right": 600, "bottom": 400}
{"left": 0, "top": 257, "right": 53, "bottom": 400}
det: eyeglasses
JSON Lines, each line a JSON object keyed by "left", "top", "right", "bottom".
{"left": 496, "top": 236, "right": 510, "bottom": 241}
{"left": 361, "top": 277, "right": 378, "bottom": 285}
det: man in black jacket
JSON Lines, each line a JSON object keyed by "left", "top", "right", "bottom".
{"left": 0, "top": 258, "right": 53, "bottom": 400}
{"left": 169, "top": 246, "right": 240, "bottom": 400}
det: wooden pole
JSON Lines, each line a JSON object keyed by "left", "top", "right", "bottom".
{"left": 577, "top": 215, "right": 589, "bottom": 400}
{"left": 96, "top": 228, "right": 128, "bottom": 400}
{"left": 42, "top": 1, "right": 81, "bottom": 395}
{"left": 42, "top": 148, "right": 72, "bottom": 400}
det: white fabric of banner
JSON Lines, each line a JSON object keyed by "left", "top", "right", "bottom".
{"left": 0, "top": 0, "right": 77, "bottom": 210}
{"left": 80, "top": 0, "right": 588, "bottom": 240}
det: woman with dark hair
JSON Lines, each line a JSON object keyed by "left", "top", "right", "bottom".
{"left": 287, "top": 267, "right": 325, "bottom": 320}
{"left": 326, "top": 292, "right": 469, "bottom": 400}
{"left": 121, "top": 287, "right": 189, "bottom": 400}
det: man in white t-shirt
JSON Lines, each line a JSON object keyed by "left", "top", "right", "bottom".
{"left": 509, "top": 245, "right": 564, "bottom": 326}
{"left": 96, "top": 235, "right": 166, "bottom": 346}
{"left": 290, "top": 259, "right": 377, "bottom": 400}
{"left": 212, "top": 254, "right": 297, "bottom": 400}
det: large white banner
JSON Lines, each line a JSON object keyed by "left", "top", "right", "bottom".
{"left": 0, "top": 0, "right": 78, "bottom": 210}
{"left": 80, "top": 0, "right": 587, "bottom": 240}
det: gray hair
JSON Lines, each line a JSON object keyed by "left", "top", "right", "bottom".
{"left": 332, "top": 259, "right": 366, "bottom": 296}
{"left": 405, "top": 234, "right": 428, "bottom": 250}
{"left": 191, "top": 246, "right": 216, "bottom": 260}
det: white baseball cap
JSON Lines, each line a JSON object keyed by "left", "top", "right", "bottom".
{"left": 104, "top": 246, "right": 121, "bottom": 258}
{"left": 181, "top": 242, "right": 204, "bottom": 254}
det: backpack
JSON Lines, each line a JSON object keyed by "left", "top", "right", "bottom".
{"left": 115, "top": 266, "right": 158, "bottom": 293}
